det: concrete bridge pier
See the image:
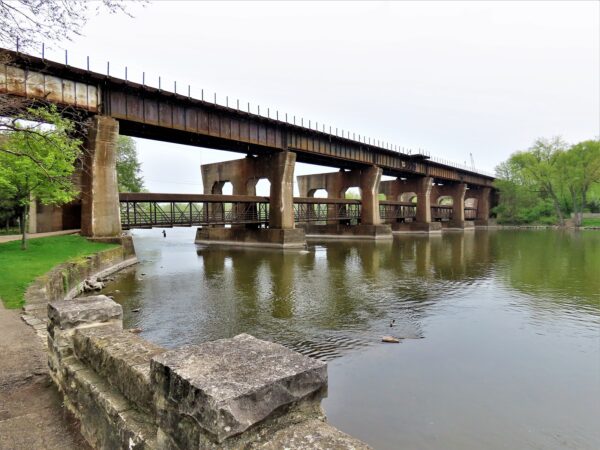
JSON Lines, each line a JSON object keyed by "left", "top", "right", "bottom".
{"left": 432, "top": 181, "right": 468, "bottom": 229}
{"left": 379, "top": 176, "right": 442, "bottom": 233}
{"left": 469, "top": 186, "right": 492, "bottom": 226}
{"left": 296, "top": 167, "right": 392, "bottom": 240}
{"left": 80, "top": 116, "right": 122, "bottom": 239}
{"left": 196, "top": 152, "right": 306, "bottom": 248}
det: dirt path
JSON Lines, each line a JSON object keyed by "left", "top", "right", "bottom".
{"left": 0, "top": 303, "right": 90, "bottom": 450}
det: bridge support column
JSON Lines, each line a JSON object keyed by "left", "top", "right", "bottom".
{"left": 197, "top": 152, "right": 305, "bottom": 248}
{"left": 412, "top": 176, "right": 441, "bottom": 233}
{"left": 296, "top": 168, "right": 391, "bottom": 239}
{"left": 81, "top": 116, "right": 122, "bottom": 238}
{"left": 360, "top": 165, "right": 382, "bottom": 226}
{"left": 268, "top": 151, "right": 295, "bottom": 229}
{"left": 474, "top": 186, "right": 492, "bottom": 226}
{"left": 448, "top": 182, "right": 467, "bottom": 229}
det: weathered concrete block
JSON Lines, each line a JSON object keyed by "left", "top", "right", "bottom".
{"left": 151, "top": 333, "right": 327, "bottom": 444}
{"left": 74, "top": 326, "right": 166, "bottom": 414}
{"left": 249, "top": 418, "right": 372, "bottom": 449}
{"left": 61, "top": 356, "right": 157, "bottom": 450}
{"left": 48, "top": 295, "right": 122, "bottom": 334}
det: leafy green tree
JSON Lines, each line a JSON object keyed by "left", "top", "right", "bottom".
{"left": 559, "top": 140, "right": 600, "bottom": 226}
{"left": 493, "top": 159, "right": 554, "bottom": 224}
{"left": 509, "top": 137, "right": 568, "bottom": 225}
{"left": 0, "top": 105, "right": 81, "bottom": 249}
{"left": 116, "top": 136, "right": 144, "bottom": 192}
{"left": 0, "top": 185, "right": 19, "bottom": 231}
{"left": 494, "top": 137, "right": 600, "bottom": 226}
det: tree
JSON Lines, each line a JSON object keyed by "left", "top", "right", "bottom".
{"left": 0, "top": 105, "right": 81, "bottom": 249}
{"left": 559, "top": 140, "right": 600, "bottom": 226}
{"left": 494, "top": 137, "right": 600, "bottom": 226}
{"left": 0, "top": 0, "right": 129, "bottom": 51}
{"left": 116, "top": 136, "right": 144, "bottom": 192}
{"left": 0, "top": 185, "right": 19, "bottom": 231}
{"left": 510, "top": 137, "right": 568, "bottom": 225}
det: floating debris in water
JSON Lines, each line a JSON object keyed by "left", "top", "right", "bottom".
{"left": 382, "top": 336, "right": 401, "bottom": 343}
{"left": 128, "top": 328, "right": 143, "bottom": 334}
{"left": 131, "top": 308, "right": 140, "bottom": 313}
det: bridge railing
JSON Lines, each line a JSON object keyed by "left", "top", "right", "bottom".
{"left": 465, "top": 207, "right": 477, "bottom": 220}
{"left": 431, "top": 205, "right": 453, "bottom": 221}
{"left": 379, "top": 201, "right": 417, "bottom": 221}
{"left": 119, "top": 194, "right": 477, "bottom": 228}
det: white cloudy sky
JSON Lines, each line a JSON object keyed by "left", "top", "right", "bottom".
{"left": 36, "top": 1, "right": 600, "bottom": 194}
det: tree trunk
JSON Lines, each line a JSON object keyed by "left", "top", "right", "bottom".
{"left": 21, "top": 204, "right": 28, "bottom": 250}
{"left": 570, "top": 187, "right": 581, "bottom": 227}
{"left": 547, "top": 186, "right": 565, "bottom": 226}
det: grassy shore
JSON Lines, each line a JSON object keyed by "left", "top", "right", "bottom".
{"left": 0, "top": 235, "right": 117, "bottom": 309}
{"left": 582, "top": 218, "right": 600, "bottom": 227}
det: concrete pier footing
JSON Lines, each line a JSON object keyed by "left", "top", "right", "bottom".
{"left": 299, "top": 223, "right": 393, "bottom": 240}
{"left": 195, "top": 227, "right": 307, "bottom": 248}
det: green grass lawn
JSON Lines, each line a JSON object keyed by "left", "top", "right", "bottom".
{"left": 0, "top": 235, "right": 117, "bottom": 309}
{"left": 582, "top": 217, "right": 600, "bottom": 227}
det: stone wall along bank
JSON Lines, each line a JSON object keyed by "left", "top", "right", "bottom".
{"left": 48, "top": 295, "right": 370, "bottom": 449}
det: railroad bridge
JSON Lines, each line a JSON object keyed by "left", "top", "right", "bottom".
{"left": 1, "top": 48, "right": 494, "bottom": 247}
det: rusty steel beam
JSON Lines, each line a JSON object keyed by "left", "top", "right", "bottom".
{"left": 2, "top": 48, "right": 494, "bottom": 187}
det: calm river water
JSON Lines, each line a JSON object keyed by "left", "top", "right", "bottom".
{"left": 105, "top": 229, "right": 600, "bottom": 450}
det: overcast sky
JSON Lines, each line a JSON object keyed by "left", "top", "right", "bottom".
{"left": 38, "top": 1, "right": 600, "bottom": 194}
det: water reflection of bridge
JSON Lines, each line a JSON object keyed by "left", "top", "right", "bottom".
{"left": 119, "top": 193, "right": 477, "bottom": 229}
{"left": 193, "top": 231, "right": 492, "bottom": 360}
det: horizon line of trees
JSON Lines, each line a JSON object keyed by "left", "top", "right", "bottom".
{"left": 493, "top": 137, "right": 600, "bottom": 226}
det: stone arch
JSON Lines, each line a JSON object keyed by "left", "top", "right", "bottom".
{"left": 400, "top": 192, "right": 417, "bottom": 203}
{"left": 211, "top": 181, "right": 227, "bottom": 195}
{"left": 311, "top": 189, "right": 328, "bottom": 198}
{"left": 465, "top": 197, "right": 478, "bottom": 209}
{"left": 437, "top": 195, "right": 453, "bottom": 206}
{"left": 221, "top": 182, "right": 233, "bottom": 196}
{"left": 255, "top": 178, "right": 271, "bottom": 196}
{"left": 343, "top": 187, "right": 361, "bottom": 200}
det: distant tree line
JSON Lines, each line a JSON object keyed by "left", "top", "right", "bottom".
{"left": 493, "top": 137, "right": 600, "bottom": 226}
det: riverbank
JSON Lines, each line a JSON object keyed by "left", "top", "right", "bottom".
{"left": 0, "top": 235, "right": 137, "bottom": 449}
{"left": 0, "top": 235, "right": 118, "bottom": 309}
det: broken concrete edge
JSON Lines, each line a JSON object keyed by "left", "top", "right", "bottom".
{"left": 150, "top": 333, "right": 328, "bottom": 443}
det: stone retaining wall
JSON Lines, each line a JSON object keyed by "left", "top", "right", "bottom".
{"left": 48, "top": 295, "right": 370, "bottom": 449}
{"left": 21, "top": 236, "right": 137, "bottom": 342}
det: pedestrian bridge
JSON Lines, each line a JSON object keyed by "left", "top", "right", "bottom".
{"left": 119, "top": 193, "right": 476, "bottom": 230}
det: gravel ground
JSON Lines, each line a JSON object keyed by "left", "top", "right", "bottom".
{"left": 0, "top": 303, "right": 90, "bottom": 450}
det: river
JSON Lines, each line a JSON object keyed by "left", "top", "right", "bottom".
{"left": 104, "top": 229, "right": 600, "bottom": 450}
